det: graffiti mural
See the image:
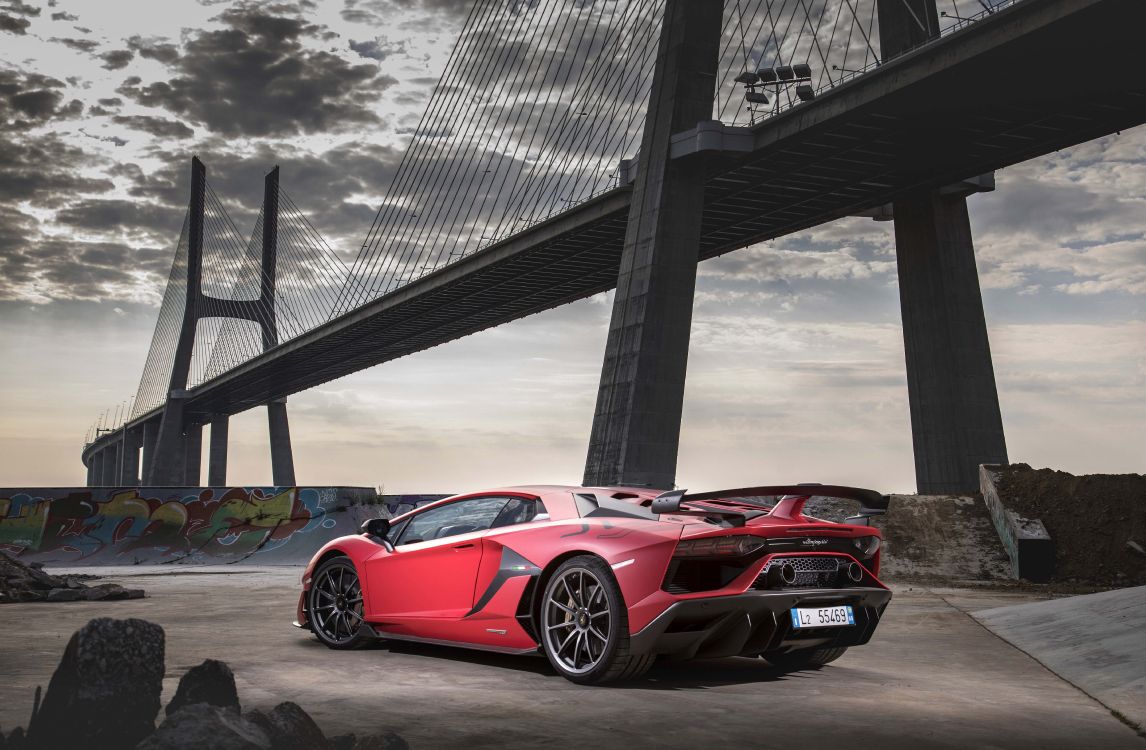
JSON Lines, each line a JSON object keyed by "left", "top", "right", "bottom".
{"left": 0, "top": 487, "right": 389, "bottom": 564}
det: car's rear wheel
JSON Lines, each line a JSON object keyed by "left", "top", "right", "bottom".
{"left": 763, "top": 646, "right": 848, "bottom": 670}
{"left": 540, "top": 555, "right": 653, "bottom": 685}
{"left": 308, "top": 557, "right": 373, "bottom": 649}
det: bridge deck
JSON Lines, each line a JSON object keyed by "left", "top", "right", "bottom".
{"left": 89, "top": 0, "right": 1146, "bottom": 458}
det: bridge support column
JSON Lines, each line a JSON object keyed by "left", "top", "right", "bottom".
{"left": 183, "top": 423, "right": 202, "bottom": 485}
{"left": 101, "top": 445, "right": 119, "bottom": 487}
{"left": 894, "top": 193, "right": 1008, "bottom": 493}
{"left": 583, "top": 0, "right": 723, "bottom": 489}
{"left": 85, "top": 456, "right": 96, "bottom": 487}
{"left": 268, "top": 399, "right": 295, "bottom": 486}
{"left": 208, "top": 416, "right": 229, "bottom": 486}
{"left": 90, "top": 450, "right": 104, "bottom": 486}
{"left": 121, "top": 428, "right": 142, "bottom": 486}
{"left": 141, "top": 419, "right": 159, "bottom": 483}
{"left": 879, "top": 0, "right": 1007, "bottom": 493}
{"left": 148, "top": 157, "right": 206, "bottom": 486}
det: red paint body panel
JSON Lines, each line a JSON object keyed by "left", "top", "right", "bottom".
{"left": 297, "top": 484, "right": 890, "bottom": 659}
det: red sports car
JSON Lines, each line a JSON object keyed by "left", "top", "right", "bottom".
{"left": 296, "top": 484, "right": 892, "bottom": 684}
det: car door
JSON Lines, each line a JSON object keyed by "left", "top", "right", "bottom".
{"left": 365, "top": 496, "right": 512, "bottom": 621}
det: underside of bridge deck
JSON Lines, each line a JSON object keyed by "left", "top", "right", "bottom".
{"left": 84, "top": 0, "right": 1146, "bottom": 491}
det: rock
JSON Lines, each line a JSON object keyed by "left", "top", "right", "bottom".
{"left": 139, "top": 704, "right": 271, "bottom": 750}
{"left": 87, "top": 583, "right": 128, "bottom": 600}
{"left": 351, "top": 733, "right": 409, "bottom": 750}
{"left": 126, "top": 588, "right": 146, "bottom": 599}
{"left": 166, "top": 660, "right": 240, "bottom": 717}
{"left": 328, "top": 735, "right": 356, "bottom": 750}
{"left": 250, "top": 702, "right": 329, "bottom": 750}
{"left": 26, "top": 617, "right": 165, "bottom": 750}
{"left": 45, "top": 588, "right": 83, "bottom": 602}
{"left": 25, "top": 567, "right": 62, "bottom": 590}
{"left": 82, "top": 586, "right": 111, "bottom": 601}
{"left": 64, "top": 576, "right": 86, "bottom": 589}
{"left": 13, "top": 590, "right": 45, "bottom": 603}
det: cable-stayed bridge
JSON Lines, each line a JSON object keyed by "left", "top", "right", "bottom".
{"left": 82, "top": 0, "right": 1146, "bottom": 493}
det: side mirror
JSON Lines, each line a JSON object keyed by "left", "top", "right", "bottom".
{"left": 360, "top": 517, "right": 391, "bottom": 540}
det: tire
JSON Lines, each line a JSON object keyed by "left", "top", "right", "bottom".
{"left": 308, "top": 557, "right": 374, "bottom": 650}
{"left": 763, "top": 646, "right": 848, "bottom": 671}
{"left": 539, "top": 555, "right": 653, "bottom": 685}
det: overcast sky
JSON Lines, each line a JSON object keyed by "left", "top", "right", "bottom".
{"left": 0, "top": 0, "right": 1142, "bottom": 493}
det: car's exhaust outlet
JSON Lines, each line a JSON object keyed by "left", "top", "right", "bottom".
{"left": 842, "top": 562, "right": 864, "bottom": 583}
{"left": 767, "top": 562, "right": 798, "bottom": 587}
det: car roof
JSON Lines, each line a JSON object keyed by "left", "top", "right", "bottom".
{"left": 421, "top": 485, "right": 661, "bottom": 522}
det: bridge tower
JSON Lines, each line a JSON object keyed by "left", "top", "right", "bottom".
{"left": 878, "top": 0, "right": 1009, "bottom": 493}
{"left": 583, "top": 0, "right": 723, "bottom": 489}
{"left": 144, "top": 158, "right": 296, "bottom": 486}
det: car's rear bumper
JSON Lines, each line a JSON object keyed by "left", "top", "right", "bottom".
{"left": 629, "top": 586, "right": 892, "bottom": 659}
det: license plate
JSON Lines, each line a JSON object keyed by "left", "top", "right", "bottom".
{"left": 790, "top": 605, "right": 855, "bottom": 629}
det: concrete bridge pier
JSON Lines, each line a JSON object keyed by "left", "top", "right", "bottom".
{"left": 141, "top": 420, "right": 159, "bottom": 481}
{"left": 183, "top": 423, "right": 203, "bottom": 485}
{"left": 268, "top": 399, "right": 296, "bottom": 486}
{"left": 100, "top": 444, "right": 119, "bottom": 487}
{"left": 583, "top": 0, "right": 723, "bottom": 489}
{"left": 85, "top": 455, "right": 96, "bottom": 486}
{"left": 119, "top": 428, "right": 142, "bottom": 486}
{"left": 879, "top": 0, "right": 1008, "bottom": 493}
{"left": 208, "top": 416, "right": 229, "bottom": 486}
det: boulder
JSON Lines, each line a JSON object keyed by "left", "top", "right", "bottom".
{"left": 245, "top": 702, "right": 328, "bottom": 750}
{"left": 165, "top": 660, "right": 241, "bottom": 717}
{"left": 351, "top": 734, "right": 409, "bottom": 750}
{"left": 83, "top": 583, "right": 127, "bottom": 601}
{"left": 26, "top": 617, "right": 165, "bottom": 750}
{"left": 138, "top": 704, "right": 271, "bottom": 750}
{"left": 45, "top": 588, "right": 83, "bottom": 602}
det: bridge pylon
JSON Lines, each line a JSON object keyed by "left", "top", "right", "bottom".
{"left": 143, "top": 158, "right": 296, "bottom": 486}
{"left": 583, "top": 0, "right": 723, "bottom": 490}
{"left": 879, "top": 0, "right": 1009, "bottom": 493}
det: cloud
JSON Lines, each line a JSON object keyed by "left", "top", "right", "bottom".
{"left": 50, "top": 36, "right": 99, "bottom": 52}
{"left": 2, "top": 0, "right": 40, "bottom": 16}
{"left": 0, "top": 13, "right": 30, "bottom": 34}
{"left": 0, "top": 69, "right": 83, "bottom": 130}
{"left": 100, "top": 49, "right": 134, "bottom": 70}
{"left": 125, "top": 35, "right": 180, "bottom": 64}
{"left": 117, "top": 4, "right": 397, "bottom": 137}
{"left": 50, "top": 11, "right": 78, "bottom": 21}
{"left": 349, "top": 37, "right": 406, "bottom": 61}
{"left": 112, "top": 114, "right": 195, "bottom": 139}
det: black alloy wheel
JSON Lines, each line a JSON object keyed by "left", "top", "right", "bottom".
{"left": 308, "top": 557, "right": 373, "bottom": 649}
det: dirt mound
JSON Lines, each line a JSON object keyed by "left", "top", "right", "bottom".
{"left": 996, "top": 464, "right": 1146, "bottom": 586}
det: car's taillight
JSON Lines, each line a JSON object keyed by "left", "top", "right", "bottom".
{"left": 674, "top": 535, "right": 767, "bottom": 558}
{"left": 853, "top": 535, "right": 881, "bottom": 557}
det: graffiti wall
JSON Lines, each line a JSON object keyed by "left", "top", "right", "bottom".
{"left": 0, "top": 487, "right": 444, "bottom": 565}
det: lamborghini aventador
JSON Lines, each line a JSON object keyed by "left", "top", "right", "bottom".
{"left": 295, "top": 484, "right": 892, "bottom": 684}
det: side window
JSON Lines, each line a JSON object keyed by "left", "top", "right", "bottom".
{"left": 396, "top": 496, "right": 511, "bottom": 545}
{"left": 491, "top": 497, "right": 543, "bottom": 528}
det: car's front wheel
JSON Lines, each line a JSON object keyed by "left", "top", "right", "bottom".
{"left": 763, "top": 645, "right": 848, "bottom": 670}
{"left": 540, "top": 555, "right": 653, "bottom": 685}
{"left": 308, "top": 557, "right": 373, "bottom": 649}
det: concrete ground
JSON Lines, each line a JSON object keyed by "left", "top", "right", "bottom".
{"left": 974, "top": 585, "right": 1146, "bottom": 732}
{"left": 1, "top": 567, "right": 1141, "bottom": 750}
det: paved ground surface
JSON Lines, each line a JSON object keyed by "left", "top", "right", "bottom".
{"left": 974, "top": 585, "right": 1146, "bottom": 732}
{"left": 1, "top": 567, "right": 1141, "bottom": 750}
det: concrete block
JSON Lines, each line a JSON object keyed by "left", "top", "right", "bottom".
{"left": 980, "top": 464, "right": 1055, "bottom": 582}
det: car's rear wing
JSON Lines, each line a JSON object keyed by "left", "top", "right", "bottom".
{"left": 651, "top": 484, "right": 889, "bottom": 526}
